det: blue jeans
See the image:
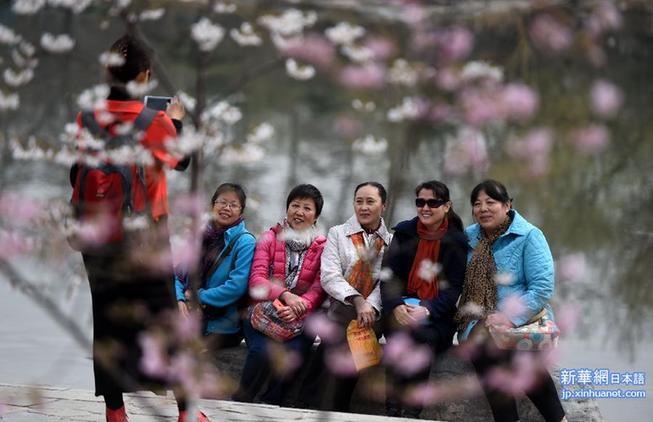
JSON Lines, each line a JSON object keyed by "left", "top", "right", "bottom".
{"left": 235, "top": 317, "right": 313, "bottom": 404}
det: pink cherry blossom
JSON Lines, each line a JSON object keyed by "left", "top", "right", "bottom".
{"left": 486, "top": 352, "right": 538, "bottom": 395}
{"left": 438, "top": 26, "right": 474, "bottom": 62}
{"left": 529, "top": 14, "right": 573, "bottom": 53}
{"left": 0, "top": 195, "right": 42, "bottom": 223}
{"left": 339, "top": 63, "right": 386, "bottom": 90}
{"left": 435, "top": 67, "right": 461, "bottom": 91}
{"left": 555, "top": 303, "right": 580, "bottom": 335}
{"left": 401, "top": 4, "right": 426, "bottom": 25}
{"left": 569, "top": 124, "right": 609, "bottom": 154}
{"left": 171, "top": 233, "right": 202, "bottom": 271}
{"left": 499, "top": 294, "right": 526, "bottom": 322}
{"left": 587, "top": 0, "right": 622, "bottom": 37}
{"left": 172, "top": 193, "right": 204, "bottom": 217}
{"left": 501, "top": 83, "right": 539, "bottom": 121}
{"left": 459, "top": 87, "right": 503, "bottom": 127}
{"left": 506, "top": 128, "right": 554, "bottom": 177}
{"left": 334, "top": 115, "right": 363, "bottom": 138}
{"left": 590, "top": 79, "right": 623, "bottom": 117}
{"left": 325, "top": 345, "right": 358, "bottom": 376}
{"left": 304, "top": 313, "right": 342, "bottom": 344}
{"left": 0, "top": 230, "right": 32, "bottom": 259}
{"left": 172, "top": 309, "right": 202, "bottom": 343}
{"left": 138, "top": 332, "right": 169, "bottom": 378}
{"left": 363, "top": 37, "right": 396, "bottom": 61}
{"left": 428, "top": 102, "right": 454, "bottom": 123}
{"left": 405, "top": 382, "right": 443, "bottom": 406}
{"left": 268, "top": 343, "right": 302, "bottom": 376}
{"left": 279, "top": 34, "right": 335, "bottom": 69}
{"left": 444, "top": 127, "right": 490, "bottom": 175}
{"left": 557, "top": 253, "right": 587, "bottom": 282}
{"left": 384, "top": 332, "right": 432, "bottom": 376}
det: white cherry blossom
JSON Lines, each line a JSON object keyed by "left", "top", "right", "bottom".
{"left": 285, "top": 59, "right": 315, "bottom": 80}
{"left": 258, "top": 9, "right": 317, "bottom": 38}
{"left": 77, "top": 84, "right": 109, "bottom": 111}
{"left": 214, "top": 1, "right": 237, "bottom": 14}
{"left": 40, "top": 33, "right": 75, "bottom": 53}
{"left": 387, "top": 96, "right": 427, "bottom": 122}
{"left": 352, "top": 135, "right": 388, "bottom": 154}
{"left": 246, "top": 123, "right": 275, "bottom": 144}
{"left": 388, "top": 59, "right": 419, "bottom": 87}
{"left": 139, "top": 8, "right": 165, "bottom": 21}
{"left": 0, "top": 90, "right": 20, "bottom": 111}
{"left": 126, "top": 79, "right": 158, "bottom": 97}
{"left": 341, "top": 44, "right": 374, "bottom": 63}
{"left": 460, "top": 61, "right": 503, "bottom": 83}
{"left": 12, "top": 0, "right": 46, "bottom": 15}
{"left": 230, "top": 22, "right": 262, "bottom": 46}
{"left": 191, "top": 18, "right": 225, "bottom": 52}
{"left": 325, "top": 22, "right": 365, "bottom": 45}
{"left": 0, "top": 24, "right": 20, "bottom": 45}
{"left": 99, "top": 51, "right": 126, "bottom": 67}
{"left": 47, "top": 0, "right": 92, "bottom": 13}
{"left": 3, "top": 68, "right": 34, "bottom": 87}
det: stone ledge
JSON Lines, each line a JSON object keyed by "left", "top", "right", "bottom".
{"left": 0, "top": 383, "right": 438, "bottom": 421}
{"left": 213, "top": 344, "right": 603, "bottom": 422}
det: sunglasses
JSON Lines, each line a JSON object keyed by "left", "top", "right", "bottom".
{"left": 415, "top": 198, "right": 448, "bottom": 208}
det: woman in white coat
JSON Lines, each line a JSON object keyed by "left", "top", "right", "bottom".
{"left": 319, "top": 181, "right": 392, "bottom": 412}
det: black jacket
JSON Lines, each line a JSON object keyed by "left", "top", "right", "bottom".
{"left": 381, "top": 217, "right": 468, "bottom": 326}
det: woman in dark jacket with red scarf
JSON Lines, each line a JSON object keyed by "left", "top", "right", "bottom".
{"left": 381, "top": 180, "right": 468, "bottom": 418}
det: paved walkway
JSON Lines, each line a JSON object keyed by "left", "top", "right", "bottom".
{"left": 0, "top": 384, "right": 439, "bottom": 422}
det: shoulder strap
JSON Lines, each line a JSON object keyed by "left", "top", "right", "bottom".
{"left": 205, "top": 232, "right": 255, "bottom": 283}
{"left": 133, "top": 106, "right": 158, "bottom": 132}
{"left": 80, "top": 111, "right": 111, "bottom": 139}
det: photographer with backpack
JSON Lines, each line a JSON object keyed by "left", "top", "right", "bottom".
{"left": 70, "top": 34, "right": 209, "bottom": 422}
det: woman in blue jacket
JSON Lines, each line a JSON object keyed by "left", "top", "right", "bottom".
{"left": 176, "top": 183, "right": 256, "bottom": 351}
{"left": 455, "top": 180, "right": 566, "bottom": 422}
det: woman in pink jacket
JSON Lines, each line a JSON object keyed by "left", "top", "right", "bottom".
{"left": 234, "top": 184, "right": 327, "bottom": 405}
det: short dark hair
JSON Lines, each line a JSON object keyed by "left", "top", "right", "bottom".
{"left": 470, "top": 179, "right": 512, "bottom": 206}
{"left": 211, "top": 183, "right": 247, "bottom": 212}
{"left": 286, "top": 184, "right": 324, "bottom": 217}
{"left": 415, "top": 180, "right": 464, "bottom": 231}
{"left": 107, "top": 34, "right": 151, "bottom": 84}
{"left": 354, "top": 181, "right": 387, "bottom": 204}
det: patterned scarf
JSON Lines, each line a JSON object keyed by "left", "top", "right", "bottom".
{"left": 455, "top": 214, "right": 512, "bottom": 330}
{"left": 347, "top": 232, "right": 385, "bottom": 298}
{"left": 407, "top": 219, "right": 449, "bottom": 300}
{"left": 279, "top": 221, "right": 318, "bottom": 289}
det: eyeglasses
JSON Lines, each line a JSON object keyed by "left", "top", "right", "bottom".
{"left": 415, "top": 198, "right": 447, "bottom": 208}
{"left": 214, "top": 200, "right": 241, "bottom": 210}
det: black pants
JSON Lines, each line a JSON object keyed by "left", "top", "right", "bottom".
{"left": 384, "top": 319, "right": 454, "bottom": 418}
{"left": 83, "top": 218, "right": 176, "bottom": 398}
{"left": 470, "top": 326, "right": 565, "bottom": 422}
{"left": 234, "top": 318, "right": 314, "bottom": 405}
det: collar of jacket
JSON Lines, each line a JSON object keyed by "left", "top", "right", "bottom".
{"left": 343, "top": 214, "right": 392, "bottom": 245}
{"left": 224, "top": 220, "right": 248, "bottom": 243}
{"left": 466, "top": 209, "right": 533, "bottom": 247}
{"left": 392, "top": 216, "right": 420, "bottom": 236}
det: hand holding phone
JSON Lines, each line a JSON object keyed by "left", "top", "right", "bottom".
{"left": 144, "top": 95, "right": 172, "bottom": 111}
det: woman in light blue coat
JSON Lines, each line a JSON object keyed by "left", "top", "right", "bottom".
{"left": 176, "top": 183, "right": 256, "bottom": 349}
{"left": 455, "top": 180, "right": 566, "bottom": 422}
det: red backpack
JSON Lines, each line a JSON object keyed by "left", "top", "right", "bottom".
{"left": 69, "top": 107, "right": 158, "bottom": 252}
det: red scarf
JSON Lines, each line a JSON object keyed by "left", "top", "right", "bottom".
{"left": 407, "top": 219, "right": 448, "bottom": 300}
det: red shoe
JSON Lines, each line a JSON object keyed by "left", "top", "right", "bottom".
{"left": 178, "top": 410, "right": 210, "bottom": 422}
{"left": 106, "top": 405, "right": 128, "bottom": 422}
